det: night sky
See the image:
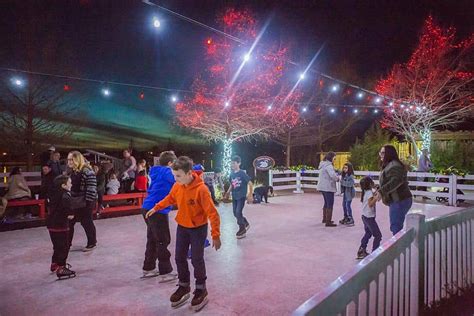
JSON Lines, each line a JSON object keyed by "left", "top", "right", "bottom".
{"left": 1, "top": 0, "right": 473, "bottom": 150}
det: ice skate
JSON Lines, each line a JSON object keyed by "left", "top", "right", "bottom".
{"left": 56, "top": 264, "right": 76, "bottom": 280}
{"left": 191, "top": 289, "right": 208, "bottom": 312}
{"left": 170, "top": 285, "right": 191, "bottom": 308}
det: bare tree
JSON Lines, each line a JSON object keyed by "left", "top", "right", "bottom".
{"left": 0, "top": 78, "right": 83, "bottom": 169}
{"left": 376, "top": 16, "right": 474, "bottom": 154}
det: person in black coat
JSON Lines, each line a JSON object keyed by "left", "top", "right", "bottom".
{"left": 46, "top": 175, "right": 76, "bottom": 279}
{"left": 40, "top": 164, "right": 55, "bottom": 203}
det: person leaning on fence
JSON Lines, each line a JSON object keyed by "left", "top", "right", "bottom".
{"left": 316, "top": 152, "right": 339, "bottom": 227}
{"left": 67, "top": 151, "right": 98, "bottom": 252}
{"left": 374, "top": 145, "right": 413, "bottom": 235}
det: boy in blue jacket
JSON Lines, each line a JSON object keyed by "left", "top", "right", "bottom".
{"left": 141, "top": 151, "right": 178, "bottom": 282}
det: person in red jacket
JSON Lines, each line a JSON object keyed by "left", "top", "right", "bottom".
{"left": 146, "top": 156, "right": 221, "bottom": 312}
{"left": 134, "top": 159, "right": 148, "bottom": 192}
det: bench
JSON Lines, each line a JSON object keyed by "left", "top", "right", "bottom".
{"left": 100, "top": 192, "right": 147, "bottom": 214}
{"left": 7, "top": 199, "right": 46, "bottom": 218}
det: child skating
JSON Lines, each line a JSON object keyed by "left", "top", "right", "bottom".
{"left": 339, "top": 162, "right": 356, "bottom": 226}
{"left": 224, "top": 155, "right": 253, "bottom": 239}
{"left": 356, "top": 176, "right": 382, "bottom": 259}
{"left": 146, "top": 156, "right": 221, "bottom": 311}
{"left": 47, "top": 175, "right": 76, "bottom": 280}
{"left": 140, "top": 151, "right": 178, "bottom": 282}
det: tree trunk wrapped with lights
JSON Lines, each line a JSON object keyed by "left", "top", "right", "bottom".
{"left": 175, "top": 8, "right": 302, "bottom": 177}
{"left": 376, "top": 16, "right": 473, "bottom": 156}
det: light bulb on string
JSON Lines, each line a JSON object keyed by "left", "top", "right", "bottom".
{"left": 330, "top": 108, "right": 335, "bottom": 113}
{"left": 299, "top": 73, "right": 305, "bottom": 80}
{"left": 389, "top": 101, "right": 394, "bottom": 106}
{"left": 302, "top": 107, "right": 307, "bottom": 112}
{"left": 11, "top": 77, "right": 24, "bottom": 87}
{"left": 243, "top": 53, "right": 251, "bottom": 62}
{"left": 357, "top": 92, "right": 364, "bottom": 99}
{"left": 353, "top": 109, "right": 359, "bottom": 114}
{"left": 391, "top": 109, "right": 395, "bottom": 113}
{"left": 102, "top": 88, "right": 111, "bottom": 97}
{"left": 171, "top": 95, "right": 178, "bottom": 103}
{"left": 400, "top": 104, "right": 405, "bottom": 108}
{"left": 153, "top": 17, "right": 161, "bottom": 28}
{"left": 331, "top": 84, "right": 339, "bottom": 92}
{"left": 374, "top": 109, "right": 379, "bottom": 114}
{"left": 225, "top": 101, "right": 230, "bottom": 107}
{"left": 375, "top": 97, "right": 382, "bottom": 103}
{"left": 267, "top": 105, "right": 272, "bottom": 110}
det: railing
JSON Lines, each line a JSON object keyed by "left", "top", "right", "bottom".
{"left": 269, "top": 170, "right": 473, "bottom": 206}
{"left": 293, "top": 208, "right": 474, "bottom": 316}
{"left": 0, "top": 172, "right": 42, "bottom": 188}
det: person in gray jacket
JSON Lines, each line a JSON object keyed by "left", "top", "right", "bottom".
{"left": 316, "top": 152, "right": 339, "bottom": 227}
{"left": 339, "top": 162, "right": 356, "bottom": 226}
{"left": 374, "top": 145, "right": 413, "bottom": 235}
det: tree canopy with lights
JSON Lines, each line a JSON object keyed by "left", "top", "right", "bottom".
{"left": 175, "top": 8, "right": 302, "bottom": 176}
{"left": 376, "top": 16, "right": 474, "bottom": 154}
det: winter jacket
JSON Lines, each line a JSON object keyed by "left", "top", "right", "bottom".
{"left": 151, "top": 172, "right": 220, "bottom": 238}
{"left": 4, "top": 174, "right": 31, "bottom": 200}
{"left": 106, "top": 179, "right": 120, "bottom": 195}
{"left": 316, "top": 160, "right": 338, "bottom": 193}
{"left": 379, "top": 160, "right": 412, "bottom": 205}
{"left": 134, "top": 170, "right": 148, "bottom": 192}
{"left": 340, "top": 174, "right": 356, "bottom": 201}
{"left": 70, "top": 167, "right": 97, "bottom": 203}
{"left": 47, "top": 189, "right": 72, "bottom": 231}
{"left": 40, "top": 172, "right": 55, "bottom": 201}
{"left": 142, "top": 166, "right": 175, "bottom": 214}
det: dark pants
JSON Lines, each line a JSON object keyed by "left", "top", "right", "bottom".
{"left": 232, "top": 198, "right": 249, "bottom": 228}
{"left": 321, "top": 191, "right": 335, "bottom": 209}
{"left": 342, "top": 196, "right": 353, "bottom": 218}
{"left": 389, "top": 198, "right": 412, "bottom": 235}
{"left": 69, "top": 203, "right": 97, "bottom": 247}
{"left": 97, "top": 189, "right": 105, "bottom": 207}
{"left": 205, "top": 183, "right": 217, "bottom": 204}
{"left": 141, "top": 209, "right": 173, "bottom": 274}
{"left": 175, "top": 224, "right": 208, "bottom": 289}
{"left": 360, "top": 216, "right": 382, "bottom": 251}
{"left": 49, "top": 231, "right": 69, "bottom": 266}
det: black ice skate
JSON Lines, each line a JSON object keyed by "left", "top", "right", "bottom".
{"left": 56, "top": 264, "right": 76, "bottom": 280}
{"left": 170, "top": 285, "right": 191, "bottom": 308}
{"left": 191, "top": 289, "right": 209, "bottom": 312}
{"left": 236, "top": 226, "right": 246, "bottom": 239}
{"left": 356, "top": 247, "right": 369, "bottom": 260}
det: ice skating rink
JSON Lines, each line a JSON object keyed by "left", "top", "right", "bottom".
{"left": 0, "top": 192, "right": 460, "bottom": 315}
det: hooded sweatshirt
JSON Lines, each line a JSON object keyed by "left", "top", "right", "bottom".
{"left": 151, "top": 172, "right": 220, "bottom": 238}
{"left": 142, "top": 166, "right": 175, "bottom": 214}
{"left": 316, "top": 160, "right": 338, "bottom": 193}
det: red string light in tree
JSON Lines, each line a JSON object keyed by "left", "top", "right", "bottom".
{"left": 139, "top": 92, "right": 145, "bottom": 100}
{"left": 63, "top": 84, "right": 70, "bottom": 91}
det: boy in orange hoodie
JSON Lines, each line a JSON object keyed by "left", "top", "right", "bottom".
{"left": 146, "top": 156, "right": 221, "bottom": 312}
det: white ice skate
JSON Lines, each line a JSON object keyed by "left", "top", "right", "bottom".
{"left": 141, "top": 269, "right": 160, "bottom": 279}
{"left": 158, "top": 272, "right": 178, "bottom": 283}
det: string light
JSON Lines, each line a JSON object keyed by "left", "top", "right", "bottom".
{"left": 389, "top": 101, "right": 394, "bottom": 106}
{"left": 330, "top": 108, "right": 336, "bottom": 113}
{"left": 299, "top": 73, "right": 305, "bottom": 80}
{"left": 302, "top": 107, "right": 307, "bottom": 112}
{"left": 357, "top": 92, "right": 364, "bottom": 99}
{"left": 171, "top": 95, "right": 178, "bottom": 103}
{"left": 374, "top": 109, "right": 379, "bottom": 113}
{"left": 267, "top": 105, "right": 272, "bottom": 110}
{"left": 11, "top": 78, "right": 24, "bottom": 87}
{"left": 401, "top": 104, "right": 406, "bottom": 108}
{"left": 375, "top": 97, "right": 382, "bottom": 103}
{"left": 331, "top": 84, "right": 339, "bottom": 92}
{"left": 153, "top": 17, "right": 161, "bottom": 28}
{"left": 225, "top": 101, "right": 230, "bottom": 107}
{"left": 243, "top": 53, "right": 251, "bottom": 62}
{"left": 353, "top": 109, "right": 359, "bottom": 114}
{"left": 102, "top": 88, "right": 111, "bottom": 96}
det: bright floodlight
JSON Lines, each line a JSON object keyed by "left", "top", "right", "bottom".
{"left": 153, "top": 17, "right": 161, "bottom": 28}
{"left": 171, "top": 95, "right": 178, "bottom": 103}
{"left": 299, "top": 73, "right": 305, "bottom": 80}
{"left": 330, "top": 108, "right": 335, "bottom": 113}
{"left": 357, "top": 92, "right": 364, "bottom": 99}
{"left": 102, "top": 88, "right": 111, "bottom": 96}
{"left": 331, "top": 85, "right": 339, "bottom": 92}
{"left": 375, "top": 97, "right": 382, "bottom": 103}
{"left": 243, "top": 53, "right": 251, "bottom": 62}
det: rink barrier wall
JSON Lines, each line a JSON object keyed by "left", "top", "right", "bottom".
{"left": 269, "top": 170, "right": 474, "bottom": 206}
{"left": 293, "top": 207, "right": 474, "bottom": 316}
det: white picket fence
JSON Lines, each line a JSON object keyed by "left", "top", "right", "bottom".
{"left": 269, "top": 170, "right": 474, "bottom": 206}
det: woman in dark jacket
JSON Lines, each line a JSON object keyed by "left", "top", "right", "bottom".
{"left": 374, "top": 145, "right": 413, "bottom": 235}
{"left": 67, "top": 151, "right": 98, "bottom": 251}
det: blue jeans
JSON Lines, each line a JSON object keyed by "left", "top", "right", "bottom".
{"left": 321, "top": 191, "right": 335, "bottom": 209}
{"left": 389, "top": 198, "right": 413, "bottom": 235}
{"left": 360, "top": 216, "right": 382, "bottom": 251}
{"left": 342, "top": 196, "right": 353, "bottom": 219}
{"left": 232, "top": 198, "right": 249, "bottom": 228}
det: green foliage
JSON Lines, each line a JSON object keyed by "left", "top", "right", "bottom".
{"left": 430, "top": 139, "right": 474, "bottom": 174}
{"left": 349, "top": 124, "right": 394, "bottom": 171}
